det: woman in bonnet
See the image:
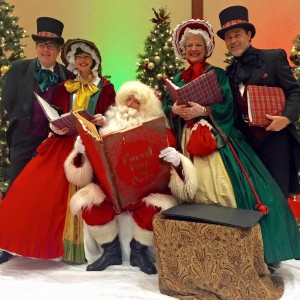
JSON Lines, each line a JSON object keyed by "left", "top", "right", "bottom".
{"left": 163, "top": 19, "right": 300, "bottom": 271}
{"left": 0, "top": 39, "right": 115, "bottom": 265}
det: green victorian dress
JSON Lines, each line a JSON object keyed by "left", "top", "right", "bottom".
{"left": 163, "top": 64, "right": 300, "bottom": 264}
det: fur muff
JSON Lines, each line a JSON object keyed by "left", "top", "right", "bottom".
{"left": 169, "top": 153, "right": 198, "bottom": 202}
{"left": 70, "top": 183, "right": 106, "bottom": 215}
{"left": 64, "top": 148, "right": 93, "bottom": 187}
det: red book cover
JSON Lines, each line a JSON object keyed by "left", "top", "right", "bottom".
{"left": 164, "top": 69, "right": 223, "bottom": 106}
{"left": 75, "top": 116, "right": 171, "bottom": 212}
{"left": 247, "top": 85, "right": 286, "bottom": 127}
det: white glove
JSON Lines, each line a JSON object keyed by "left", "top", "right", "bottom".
{"left": 74, "top": 136, "right": 85, "bottom": 153}
{"left": 159, "top": 147, "right": 180, "bottom": 167}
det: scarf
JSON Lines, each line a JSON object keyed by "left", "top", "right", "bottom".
{"left": 34, "top": 60, "right": 58, "bottom": 92}
{"left": 64, "top": 80, "right": 99, "bottom": 110}
{"left": 181, "top": 60, "right": 207, "bottom": 82}
{"left": 226, "top": 46, "right": 262, "bottom": 87}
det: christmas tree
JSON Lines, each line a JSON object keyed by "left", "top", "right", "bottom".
{"left": 0, "top": 0, "right": 26, "bottom": 192}
{"left": 136, "top": 7, "right": 184, "bottom": 99}
{"left": 289, "top": 35, "right": 300, "bottom": 131}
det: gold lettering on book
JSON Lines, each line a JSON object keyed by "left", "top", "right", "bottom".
{"left": 122, "top": 146, "right": 156, "bottom": 185}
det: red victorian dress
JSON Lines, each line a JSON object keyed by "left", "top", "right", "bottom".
{"left": 0, "top": 77, "right": 115, "bottom": 260}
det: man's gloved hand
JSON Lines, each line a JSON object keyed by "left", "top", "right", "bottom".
{"left": 74, "top": 136, "right": 85, "bottom": 153}
{"left": 159, "top": 147, "right": 180, "bottom": 167}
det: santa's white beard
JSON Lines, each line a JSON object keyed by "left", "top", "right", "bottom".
{"left": 99, "top": 106, "right": 148, "bottom": 136}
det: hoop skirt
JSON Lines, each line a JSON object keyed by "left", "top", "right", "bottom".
{"left": 0, "top": 134, "right": 75, "bottom": 258}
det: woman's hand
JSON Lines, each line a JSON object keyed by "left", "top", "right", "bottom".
{"left": 49, "top": 123, "right": 69, "bottom": 135}
{"left": 179, "top": 101, "right": 207, "bottom": 121}
{"left": 172, "top": 101, "right": 186, "bottom": 116}
{"left": 92, "top": 114, "right": 106, "bottom": 126}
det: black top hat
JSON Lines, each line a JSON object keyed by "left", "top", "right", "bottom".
{"left": 32, "top": 17, "right": 64, "bottom": 45}
{"left": 217, "top": 6, "right": 256, "bottom": 40}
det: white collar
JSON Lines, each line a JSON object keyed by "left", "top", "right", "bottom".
{"left": 41, "top": 64, "right": 55, "bottom": 72}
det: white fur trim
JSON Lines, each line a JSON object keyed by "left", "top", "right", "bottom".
{"left": 191, "top": 119, "right": 213, "bottom": 131}
{"left": 115, "top": 81, "right": 165, "bottom": 119}
{"left": 70, "top": 183, "right": 106, "bottom": 215}
{"left": 86, "top": 219, "right": 118, "bottom": 245}
{"left": 64, "top": 149, "right": 93, "bottom": 187}
{"left": 133, "top": 223, "right": 153, "bottom": 247}
{"left": 169, "top": 153, "right": 198, "bottom": 202}
{"left": 99, "top": 81, "right": 169, "bottom": 136}
{"left": 143, "top": 193, "right": 178, "bottom": 211}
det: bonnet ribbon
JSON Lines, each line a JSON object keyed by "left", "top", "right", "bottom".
{"left": 181, "top": 60, "right": 207, "bottom": 82}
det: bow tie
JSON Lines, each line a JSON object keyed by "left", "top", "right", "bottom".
{"left": 227, "top": 46, "right": 262, "bottom": 87}
{"left": 64, "top": 80, "right": 99, "bottom": 111}
{"left": 34, "top": 68, "right": 58, "bottom": 92}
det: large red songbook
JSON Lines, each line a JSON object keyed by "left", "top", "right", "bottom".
{"left": 247, "top": 85, "right": 286, "bottom": 127}
{"left": 164, "top": 69, "right": 223, "bottom": 106}
{"left": 74, "top": 115, "right": 171, "bottom": 213}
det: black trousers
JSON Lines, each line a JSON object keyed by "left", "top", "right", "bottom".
{"left": 248, "top": 129, "right": 299, "bottom": 197}
{"left": 7, "top": 127, "right": 47, "bottom": 191}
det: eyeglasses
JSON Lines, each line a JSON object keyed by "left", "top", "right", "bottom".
{"left": 37, "top": 42, "right": 58, "bottom": 50}
{"left": 75, "top": 54, "right": 92, "bottom": 60}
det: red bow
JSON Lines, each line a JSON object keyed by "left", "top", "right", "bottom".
{"left": 181, "top": 60, "right": 207, "bottom": 82}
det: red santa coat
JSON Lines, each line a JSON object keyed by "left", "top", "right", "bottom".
{"left": 65, "top": 106, "right": 177, "bottom": 234}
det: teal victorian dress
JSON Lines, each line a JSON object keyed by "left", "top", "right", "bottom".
{"left": 163, "top": 65, "right": 300, "bottom": 264}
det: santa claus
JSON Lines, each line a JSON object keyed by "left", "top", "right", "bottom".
{"left": 64, "top": 81, "right": 197, "bottom": 274}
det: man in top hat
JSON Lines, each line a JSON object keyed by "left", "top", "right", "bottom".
{"left": 217, "top": 5, "right": 300, "bottom": 199}
{"left": 1, "top": 17, "right": 71, "bottom": 196}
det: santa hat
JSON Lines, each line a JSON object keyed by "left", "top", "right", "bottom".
{"left": 116, "top": 81, "right": 165, "bottom": 120}
{"left": 172, "top": 19, "right": 215, "bottom": 59}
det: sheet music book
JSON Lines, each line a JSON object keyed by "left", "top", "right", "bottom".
{"left": 34, "top": 92, "right": 93, "bottom": 135}
{"left": 246, "top": 85, "right": 286, "bottom": 127}
{"left": 74, "top": 115, "right": 171, "bottom": 212}
{"left": 164, "top": 69, "right": 223, "bottom": 106}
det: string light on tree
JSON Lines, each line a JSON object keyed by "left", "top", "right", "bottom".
{"left": 0, "top": 0, "right": 27, "bottom": 192}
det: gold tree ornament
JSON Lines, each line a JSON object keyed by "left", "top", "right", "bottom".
{"left": 290, "top": 47, "right": 298, "bottom": 57}
{"left": 154, "top": 56, "right": 161, "bottom": 63}
{"left": 147, "top": 62, "right": 155, "bottom": 70}
{"left": 163, "top": 43, "right": 169, "bottom": 51}
{"left": 0, "top": 65, "right": 9, "bottom": 75}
